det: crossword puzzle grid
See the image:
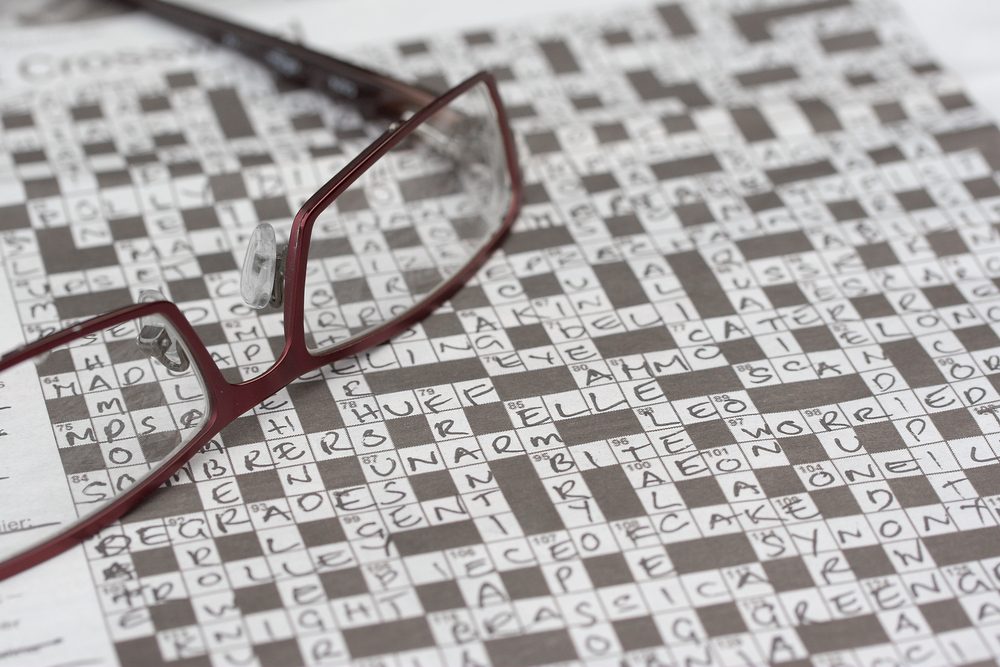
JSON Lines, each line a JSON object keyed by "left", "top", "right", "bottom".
{"left": 4, "top": 0, "right": 1000, "bottom": 665}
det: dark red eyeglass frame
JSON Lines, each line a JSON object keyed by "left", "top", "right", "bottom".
{"left": 0, "top": 0, "right": 522, "bottom": 580}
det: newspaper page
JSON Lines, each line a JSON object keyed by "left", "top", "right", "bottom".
{"left": 2, "top": 1, "right": 1000, "bottom": 666}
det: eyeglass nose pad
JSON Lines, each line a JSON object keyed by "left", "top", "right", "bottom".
{"left": 135, "top": 288, "right": 190, "bottom": 372}
{"left": 241, "top": 223, "right": 287, "bottom": 310}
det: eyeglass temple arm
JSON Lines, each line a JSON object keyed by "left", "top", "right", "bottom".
{"left": 112, "top": 0, "right": 438, "bottom": 118}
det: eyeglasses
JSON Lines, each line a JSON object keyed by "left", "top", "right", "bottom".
{"left": 0, "top": 0, "right": 521, "bottom": 579}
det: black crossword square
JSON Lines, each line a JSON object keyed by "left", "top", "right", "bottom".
{"left": 287, "top": 382, "right": 344, "bottom": 433}
{"left": 139, "top": 432, "right": 182, "bottom": 463}
{"left": 237, "top": 469, "right": 284, "bottom": 502}
{"left": 581, "top": 173, "right": 618, "bottom": 193}
{"left": 71, "top": 104, "right": 102, "bottom": 121}
{"left": 519, "top": 182, "right": 548, "bottom": 205}
{"left": 505, "top": 324, "right": 550, "bottom": 349}
{"left": 828, "top": 199, "right": 866, "bottom": 221}
{"left": 182, "top": 207, "right": 219, "bottom": 231}
{"left": 856, "top": 242, "right": 898, "bottom": 269}
{"left": 109, "top": 216, "right": 147, "bottom": 240}
{"left": 169, "top": 278, "right": 210, "bottom": 302}
{"left": 868, "top": 145, "right": 904, "bottom": 164}
{"left": 762, "top": 556, "right": 814, "bottom": 591}
{"left": 59, "top": 444, "right": 104, "bottom": 474}
{"left": 930, "top": 408, "right": 980, "bottom": 439}
{"left": 384, "top": 226, "right": 421, "bottom": 249}
{"left": 154, "top": 132, "right": 186, "bottom": 148}
{"left": 298, "top": 518, "right": 346, "bottom": 547}
{"left": 605, "top": 214, "right": 644, "bottom": 236}
{"left": 755, "top": 466, "right": 805, "bottom": 497}
{"left": 121, "top": 382, "right": 167, "bottom": 412}
{"left": 165, "top": 71, "right": 197, "bottom": 88}
{"left": 210, "top": 173, "right": 247, "bottom": 200}
{"left": 253, "top": 639, "right": 305, "bottom": 667}
{"left": 416, "top": 580, "right": 464, "bottom": 611}
{"left": 780, "top": 434, "right": 828, "bottom": 464}
{"left": 0, "top": 204, "right": 30, "bottom": 230}
{"left": 83, "top": 141, "right": 115, "bottom": 156}
{"left": 613, "top": 616, "right": 662, "bottom": 650}
{"left": 525, "top": 131, "right": 560, "bottom": 154}
{"left": 964, "top": 465, "right": 1000, "bottom": 497}
{"left": 319, "top": 567, "right": 368, "bottom": 598}
{"left": 410, "top": 470, "right": 459, "bottom": 501}
{"left": 194, "top": 323, "right": 228, "bottom": 346}
{"left": 842, "top": 545, "right": 895, "bottom": 578}
{"left": 25, "top": 177, "right": 59, "bottom": 199}
{"left": 234, "top": 582, "right": 282, "bottom": 614}
{"left": 254, "top": 197, "right": 291, "bottom": 221}
{"left": 763, "top": 283, "right": 808, "bottom": 307}
{"left": 132, "top": 547, "right": 179, "bottom": 577}
{"left": 744, "top": 191, "right": 782, "bottom": 212}
{"left": 140, "top": 95, "right": 171, "bottom": 112}
{"left": 686, "top": 419, "right": 735, "bottom": 449}
{"left": 896, "top": 189, "right": 935, "bottom": 211}
{"left": 1, "top": 111, "right": 33, "bottom": 128}
{"left": 36, "top": 348, "right": 75, "bottom": 375}
{"left": 222, "top": 416, "right": 265, "bottom": 447}
{"left": 571, "top": 95, "right": 602, "bottom": 111}
{"left": 663, "top": 114, "right": 696, "bottom": 133}
{"left": 316, "top": 457, "right": 365, "bottom": 490}
{"left": 927, "top": 229, "right": 970, "bottom": 256}
{"left": 940, "top": 86, "right": 976, "bottom": 107}
{"left": 855, "top": 422, "right": 905, "bottom": 454}
{"left": 385, "top": 415, "right": 434, "bottom": 447}
{"left": 149, "top": 598, "right": 196, "bottom": 630}
{"left": 919, "top": 599, "right": 972, "bottom": 633}
{"left": 851, "top": 294, "right": 894, "bottom": 318}
{"left": 696, "top": 602, "right": 747, "bottom": 637}
{"left": 519, "top": 273, "right": 562, "bottom": 299}
{"left": 583, "top": 553, "right": 633, "bottom": 587}
{"left": 46, "top": 395, "right": 90, "bottom": 423}
{"left": 107, "top": 338, "right": 147, "bottom": 364}
{"left": 500, "top": 566, "right": 550, "bottom": 600}
{"left": 464, "top": 403, "right": 514, "bottom": 434}
{"left": 887, "top": 476, "right": 940, "bottom": 508}
{"left": 809, "top": 486, "right": 861, "bottom": 518}
{"left": 450, "top": 284, "right": 490, "bottom": 310}
{"left": 675, "top": 202, "right": 714, "bottom": 226}
{"left": 594, "top": 122, "right": 628, "bottom": 143}
{"left": 197, "top": 252, "right": 238, "bottom": 274}
{"left": 675, "top": 477, "right": 726, "bottom": 508}
{"left": 922, "top": 285, "right": 965, "bottom": 308}
{"left": 332, "top": 278, "right": 374, "bottom": 304}
{"left": 292, "top": 113, "right": 324, "bottom": 130}
{"left": 792, "top": 326, "right": 838, "bottom": 352}
{"left": 239, "top": 153, "right": 271, "bottom": 167}
{"left": 216, "top": 532, "right": 263, "bottom": 561}
{"left": 718, "top": 338, "right": 766, "bottom": 364}
{"left": 257, "top": 640, "right": 304, "bottom": 667}
{"left": 954, "top": 325, "right": 1000, "bottom": 352}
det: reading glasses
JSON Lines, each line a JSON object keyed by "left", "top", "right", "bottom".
{"left": 0, "top": 0, "right": 521, "bottom": 579}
